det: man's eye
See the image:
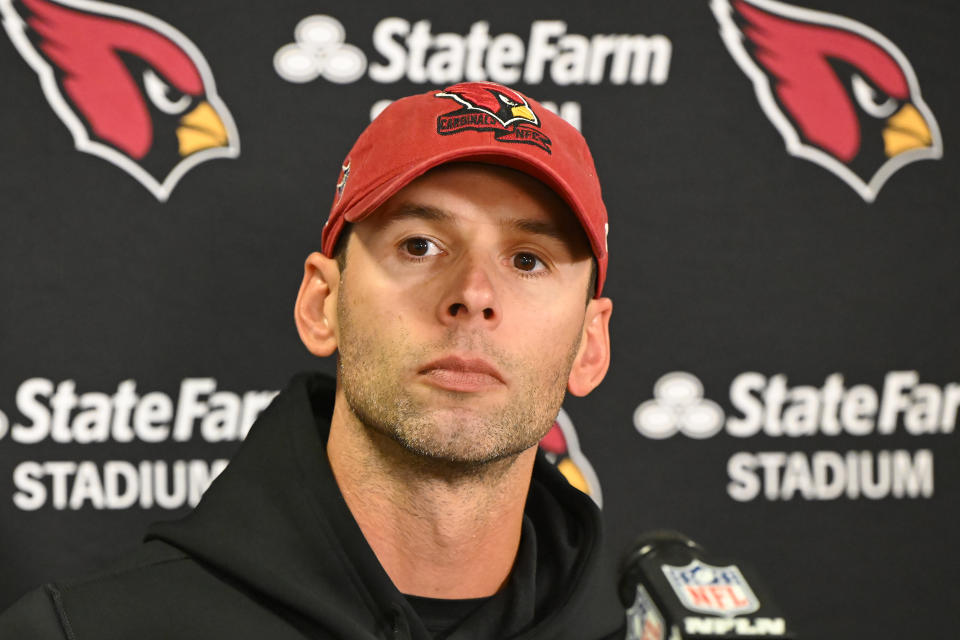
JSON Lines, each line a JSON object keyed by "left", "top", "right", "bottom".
{"left": 513, "top": 252, "right": 545, "bottom": 272}
{"left": 402, "top": 237, "right": 441, "bottom": 257}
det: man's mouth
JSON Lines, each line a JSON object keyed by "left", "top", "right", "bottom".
{"left": 419, "top": 356, "right": 505, "bottom": 392}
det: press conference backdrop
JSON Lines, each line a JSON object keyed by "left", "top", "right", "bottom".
{"left": 1, "top": 0, "right": 956, "bottom": 637}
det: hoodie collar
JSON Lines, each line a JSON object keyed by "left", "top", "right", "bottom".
{"left": 147, "top": 373, "right": 614, "bottom": 639}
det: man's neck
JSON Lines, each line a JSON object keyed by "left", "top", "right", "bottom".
{"left": 325, "top": 392, "right": 535, "bottom": 599}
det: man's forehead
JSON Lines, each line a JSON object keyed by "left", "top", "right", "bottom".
{"left": 381, "top": 202, "right": 571, "bottom": 241}
{"left": 370, "top": 163, "right": 590, "bottom": 248}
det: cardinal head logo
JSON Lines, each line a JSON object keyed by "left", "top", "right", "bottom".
{"left": 539, "top": 408, "right": 603, "bottom": 507}
{"left": 712, "top": 0, "right": 942, "bottom": 202}
{"left": 435, "top": 82, "right": 552, "bottom": 153}
{"left": 1, "top": 0, "right": 239, "bottom": 201}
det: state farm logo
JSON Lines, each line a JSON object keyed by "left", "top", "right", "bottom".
{"left": 274, "top": 15, "right": 367, "bottom": 84}
{"left": 276, "top": 16, "right": 671, "bottom": 87}
{"left": 634, "top": 371, "right": 951, "bottom": 502}
{"left": 636, "top": 371, "right": 958, "bottom": 439}
{"left": 634, "top": 372, "right": 725, "bottom": 439}
{"left": 1, "top": 377, "right": 277, "bottom": 511}
{"left": 274, "top": 15, "right": 673, "bottom": 130}
{"left": 712, "top": 0, "right": 942, "bottom": 202}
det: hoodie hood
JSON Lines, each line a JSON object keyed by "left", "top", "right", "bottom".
{"left": 147, "top": 373, "right": 623, "bottom": 639}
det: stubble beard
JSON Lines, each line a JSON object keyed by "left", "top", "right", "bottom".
{"left": 335, "top": 285, "right": 581, "bottom": 471}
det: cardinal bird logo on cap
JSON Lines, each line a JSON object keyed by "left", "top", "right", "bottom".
{"left": 1, "top": 0, "right": 239, "bottom": 201}
{"left": 539, "top": 408, "right": 603, "bottom": 507}
{"left": 712, "top": 0, "right": 942, "bottom": 202}
{"left": 436, "top": 82, "right": 552, "bottom": 153}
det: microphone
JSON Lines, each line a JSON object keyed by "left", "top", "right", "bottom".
{"left": 618, "top": 531, "right": 797, "bottom": 639}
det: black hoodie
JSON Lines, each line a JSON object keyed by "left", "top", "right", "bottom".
{"left": 0, "top": 373, "right": 625, "bottom": 639}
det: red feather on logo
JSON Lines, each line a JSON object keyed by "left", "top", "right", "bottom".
{"left": 437, "top": 81, "right": 539, "bottom": 128}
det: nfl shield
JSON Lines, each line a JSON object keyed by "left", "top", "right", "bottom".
{"left": 662, "top": 560, "right": 761, "bottom": 616}
{"left": 625, "top": 584, "right": 666, "bottom": 640}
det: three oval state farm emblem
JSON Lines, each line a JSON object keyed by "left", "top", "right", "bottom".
{"left": 712, "top": 0, "right": 942, "bottom": 202}
{"left": 435, "top": 82, "right": 552, "bottom": 153}
{"left": 1, "top": 0, "right": 239, "bottom": 201}
{"left": 539, "top": 408, "right": 603, "bottom": 507}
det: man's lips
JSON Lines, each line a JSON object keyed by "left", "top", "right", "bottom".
{"left": 419, "top": 356, "right": 506, "bottom": 392}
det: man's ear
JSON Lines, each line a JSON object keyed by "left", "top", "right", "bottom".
{"left": 567, "top": 297, "right": 613, "bottom": 397}
{"left": 294, "top": 251, "right": 341, "bottom": 357}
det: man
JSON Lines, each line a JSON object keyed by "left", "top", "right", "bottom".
{"left": 0, "top": 81, "right": 620, "bottom": 639}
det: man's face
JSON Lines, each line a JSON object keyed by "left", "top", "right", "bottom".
{"left": 333, "top": 163, "right": 597, "bottom": 467}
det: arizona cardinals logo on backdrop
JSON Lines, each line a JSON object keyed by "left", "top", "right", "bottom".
{"left": 712, "top": 0, "right": 942, "bottom": 202}
{"left": 539, "top": 408, "right": 603, "bottom": 507}
{"left": 436, "top": 82, "right": 552, "bottom": 153}
{"left": 1, "top": 0, "right": 239, "bottom": 201}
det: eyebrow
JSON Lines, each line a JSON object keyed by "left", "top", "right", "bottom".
{"left": 388, "top": 202, "right": 568, "bottom": 242}
{"left": 505, "top": 217, "right": 567, "bottom": 241}
{"left": 387, "top": 203, "right": 451, "bottom": 223}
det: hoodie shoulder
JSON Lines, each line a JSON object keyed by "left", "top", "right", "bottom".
{"left": 5, "top": 541, "right": 315, "bottom": 640}
{"left": 0, "top": 586, "right": 69, "bottom": 640}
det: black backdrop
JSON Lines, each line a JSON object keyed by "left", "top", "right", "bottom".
{"left": 1, "top": 1, "right": 958, "bottom": 638}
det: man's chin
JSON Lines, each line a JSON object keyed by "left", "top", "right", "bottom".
{"left": 391, "top": 435, "right": 532, "bottom": 471}
{"left": 342, "top": 375, "right": 557, "bottom": 470}
{"left": 386, "top": 411, "right": 546, "bottom": 469}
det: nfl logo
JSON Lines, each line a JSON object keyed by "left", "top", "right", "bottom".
{"left": 662, "top": 560, "right": 761, "bottom": 616}
{"left": 625, "top": 584, "right": 666, "bottom": 640}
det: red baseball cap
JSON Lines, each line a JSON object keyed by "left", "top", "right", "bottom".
{"left": 320, "top": 81, "right": 609, "bottom": 296}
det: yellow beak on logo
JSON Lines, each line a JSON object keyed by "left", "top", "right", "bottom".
{"left": 883, "top": 103, "right": 933, "bottom": 157}
{"left": 511, "top": 105, "right": 535, "bottom": 122}
{"left": 557, "top": 458, "right": 590, "bottom": 495}
{"left": 177, "top": 101, "right": 229, "bottom": 156}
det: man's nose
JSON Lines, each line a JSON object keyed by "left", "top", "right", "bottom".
{"left": 437, "top": 255, "right": 501, "bottom": 327}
